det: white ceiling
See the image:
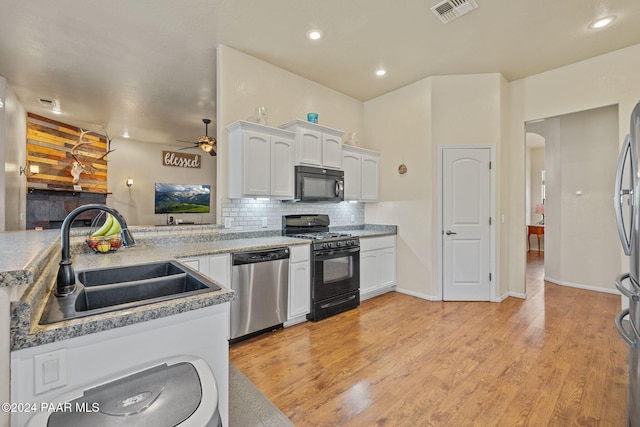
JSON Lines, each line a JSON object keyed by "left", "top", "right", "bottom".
{"left": 1, "top": 0, "right": 639, "bottom": 144}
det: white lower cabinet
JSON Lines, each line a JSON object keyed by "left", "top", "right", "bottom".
{"left": 287, "top": 245, "right": 310, "bottom": 324}
{"left": 360, "top": 235, "right": 396, "bottom": 300}
{"left": 11, "top": 303, "right": 231, "bottom": 427}
{"left": 179, "top": 253, "right": 231, "bottom": 287}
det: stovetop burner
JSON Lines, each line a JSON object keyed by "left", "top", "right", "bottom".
{"left": 283, "top": 214, "right": 359, "bottom": 250}
{"left": 290, "top": 232, "right": 352, "bottom": 240}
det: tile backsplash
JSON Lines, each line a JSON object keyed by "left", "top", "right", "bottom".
{"left": 220, "top": 198, "right": 365, "bottom": 230}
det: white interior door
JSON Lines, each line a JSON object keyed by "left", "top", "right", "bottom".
{"left": 442, "top": 147, "right": 492, "bottom": 301}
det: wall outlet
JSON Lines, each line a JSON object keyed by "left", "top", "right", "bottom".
{"left": 34, "top": 349, "right": 67, "bottom": 394}
{"left": 224, "top": 218, "right": 232, "bottom": 228}
{"left": 261, "top": 217, "right": 268, "bottom": 228}
{"left": 351, "top": 215, "right": 355, "bottom": 223}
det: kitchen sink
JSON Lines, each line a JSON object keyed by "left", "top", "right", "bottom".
{"left": 40, "top": 261, "right": 221, "bottom": 325}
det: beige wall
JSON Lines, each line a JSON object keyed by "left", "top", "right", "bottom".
{"left": 0, "top": 77, "right": 27, "bottom": 232}
{"left": 536, "top": 106, "right": 619, "bottom": 290}
{"left": 216, "top": 45, "right": 364, "bottom": 218}
{"left": 508, "top": 43, "right": 640, "bottom": 292}
{"left": 5, "top": 86, "right": 26, "bottom": 231}
{"left": 363, "top": 79, "right": 434, "bottom": 298}
{"left": 364, "top": 74, "right": 507, "bottom": 300}
{"left": 106, "top": 138, "right": 217, "bottom": 226}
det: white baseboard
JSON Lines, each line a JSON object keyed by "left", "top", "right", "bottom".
{"left": 544, "top": 276, "right": 620, "bottom": 295}
{"left": 394, "top": 287, "right": 440, "bottom": 301}
{"left": 504, "top": 291, "right": 526, "bottom": 300}
{"left": 284, "top": 315, "right": 307, "bottom": 327}
{"left": 361, "top": 285, "right": 397, "bottom": 302}
{"left": 394, "top": 288, "right": 527, "bottom": 302}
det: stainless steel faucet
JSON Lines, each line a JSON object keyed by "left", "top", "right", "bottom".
{"left": 56, "top": 204, "right": 135, "bottom": 297}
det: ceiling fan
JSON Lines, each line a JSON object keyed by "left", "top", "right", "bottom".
{"left": 177, "top": 118, "right": 216, "bottom": 156}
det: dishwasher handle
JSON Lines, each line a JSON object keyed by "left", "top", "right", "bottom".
{"left": 232, "top": 248, "right": 290, "bottom": 265}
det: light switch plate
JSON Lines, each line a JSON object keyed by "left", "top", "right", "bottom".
{"left": 34, "top": 349, "right": 67, "bottom": 394}
{"left": 224, "top": 218, "right": 232, "bottom": 228}
{"left": 261, "top": 217, "right": 268, "bottom": 228}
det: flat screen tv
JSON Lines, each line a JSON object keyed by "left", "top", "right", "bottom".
{"left": 154, "top": 183, "right": 211, "bottom": 214}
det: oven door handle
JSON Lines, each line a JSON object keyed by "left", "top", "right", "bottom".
{"left": 320, "top": 294, "right": 357, "bottom": 309}
{"left": 314, "top": 247, "right": 360, "bottom": 259}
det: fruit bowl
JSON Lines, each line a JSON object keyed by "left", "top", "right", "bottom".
{"left": 86, "top": 212, "right": 122, "bottom": 253}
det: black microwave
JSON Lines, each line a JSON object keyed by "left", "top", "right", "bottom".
{"left": 294, "top": 166, "right": 344, "bottom": 202}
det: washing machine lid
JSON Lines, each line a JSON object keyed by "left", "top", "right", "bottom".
{"left": 47, "top": 362, "right": 202, "bottom": 427}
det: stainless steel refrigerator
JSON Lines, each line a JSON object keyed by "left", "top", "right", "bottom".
{"left": 614, "top": 99, "right": 640, "bottom": 427}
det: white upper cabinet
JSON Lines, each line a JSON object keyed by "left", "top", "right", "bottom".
{"left": 227, "top": 121, "right": 295, "bottom": 199}
{"left": 342, "top": 149, "right": 362, "bottom": 201}
{"left": 342, "top": 145, "right": 380, "bottom": 202}
{"left": 280, "top": 119, "right": 344, "bottom": 169}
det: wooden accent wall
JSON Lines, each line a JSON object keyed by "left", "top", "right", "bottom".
{"left": 26, "top": 113, "right": 109, "bottom": 193}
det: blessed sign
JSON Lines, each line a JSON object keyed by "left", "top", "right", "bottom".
{"left": 162, "top": 151, "right": 201, "bottom": 169}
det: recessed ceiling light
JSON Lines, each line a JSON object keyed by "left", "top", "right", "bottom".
{"left": 306, "top": 30, "right": 322, "bottom": 40}
{"left": 376, "top": 69, "right": 387, "bottom": 77}
{"left": 589, "top": 15, "right": 616, "bottom": 29}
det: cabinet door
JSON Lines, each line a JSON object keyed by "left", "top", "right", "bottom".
{"left": 297, "top": 129, "right": 322, "bottom": 166}
{"left": 179, "top": 257, "right": 208, "bottom": 276}
{"left": 322, "top": 134, "right": 343, "bottom": 169}
{"left": 243, "top": 131, "right": 271, "bottom": 196}
{"left": 208, "top": 253, "right": 231, "bottom": 287}
{"left": 271, "top": 136, "right": 295, "bottom": 198}
{"left": 377, "top": 248, "right": 396, "bottom": 288}
{"left": 361, "top": 154, "right": 379, "bottom": 202}
{"left": 289, "top": 262, "right": 310, "bottom": 319}
{"left": 359, "top": 250, "right": 378, "bottom": 296}
{"left": 342, "top": 150, "right": 361, "bottom": 201}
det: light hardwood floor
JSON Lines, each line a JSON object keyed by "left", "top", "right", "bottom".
{"left": 230, "top": 252, "right": 628, "bottom": 426}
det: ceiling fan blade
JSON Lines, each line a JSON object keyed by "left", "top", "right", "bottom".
{"left": 178, "top": 146, "right": 196, "bottom": 150}
{"left": 176, "top": 139, "right": 196, "bottom": 144}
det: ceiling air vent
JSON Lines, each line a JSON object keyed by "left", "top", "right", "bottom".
{"left": 431, "top": 0, "right": 478, "bottom": 24}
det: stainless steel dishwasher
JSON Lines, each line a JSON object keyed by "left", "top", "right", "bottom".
{"left": 230, "top": 247, "right": 289, "bottom": 342}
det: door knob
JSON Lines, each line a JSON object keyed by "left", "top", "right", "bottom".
{"left": 445, "top": 230, "right": 457, "bottom": 235}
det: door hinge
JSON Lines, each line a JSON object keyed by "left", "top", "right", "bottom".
{"left": 489, "top": 273, "right": 492, "bottom": 281}
{"left": 489, "top": 161, "right": 492, "bottom": 170}
{"left": 489, "top": 217, "right": 492, "bottom": 225}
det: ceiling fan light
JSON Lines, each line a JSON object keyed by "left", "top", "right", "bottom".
{"left": 197, "top": 135, "right": 217, "bottom": 156}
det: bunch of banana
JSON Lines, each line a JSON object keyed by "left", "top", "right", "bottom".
{"left": 91, "top": 213, "right": 121, "bottom": 237}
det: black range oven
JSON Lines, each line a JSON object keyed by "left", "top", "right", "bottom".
{"left": 283, "top": 214, "right": 360, "bottom": 321}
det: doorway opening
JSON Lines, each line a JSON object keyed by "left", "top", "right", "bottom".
{"left": 524, "top": 104, "right": 620, "bottom": 294}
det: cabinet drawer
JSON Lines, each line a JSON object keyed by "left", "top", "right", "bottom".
{"left": 360, "top": 235, "right": 396, "bottom": 252}
{"left": 289, "top": 244, "right": 311, "bottom": 263}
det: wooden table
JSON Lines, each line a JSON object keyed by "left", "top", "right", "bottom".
{"left": 528, "top": 225, "right": 544, "bottom": 252}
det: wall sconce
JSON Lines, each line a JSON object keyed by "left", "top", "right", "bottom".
{"left": 126, "top": 178, "right": 133, "bottom": 188}
{"left": 19, "top": 165, "right": 39, "bottom": 175}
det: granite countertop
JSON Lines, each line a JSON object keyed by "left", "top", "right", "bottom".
{"left": 6, "top": 223, "right": 396, "bottom": 351}
{"left": 0, "top": 229, "right": 60, "bottom": 288}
